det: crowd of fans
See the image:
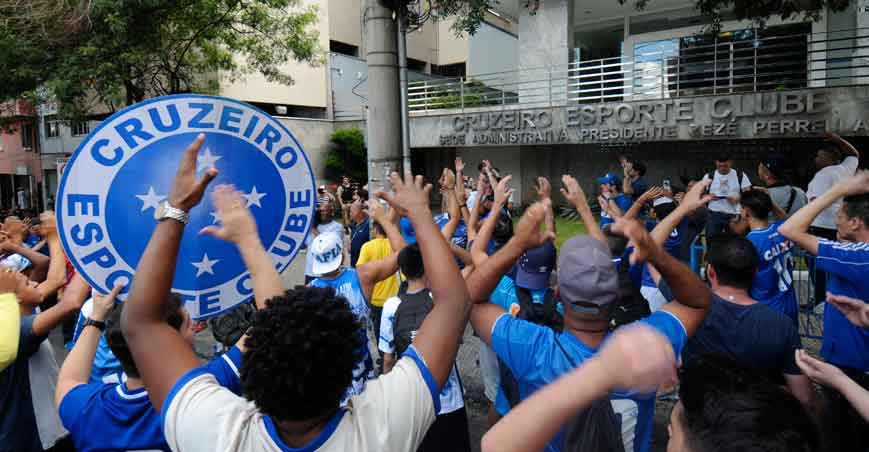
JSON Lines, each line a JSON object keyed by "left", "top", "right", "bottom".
{"left": 0, "top": 131, "right": 867, "bottom": 452}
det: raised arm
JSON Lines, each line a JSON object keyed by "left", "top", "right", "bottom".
{"left": 613, "top": 219, "right": 710, "bottom": 336}
{"left": 535, "top": 177, "right": 556, "bottom": 238}
{"left": 482, "top": 324, "right": 676, "bottom": 452}
{"left": 560, "top": 175, "right": 606, "bottom": 244}
{"left": 468, "top": 203, "right": 553, "bottom": 344}
{"left": 828, "top": 133, "right": 860, "bottom": 159}
{"left": 440, "top": 188, "right": 462, "bottom": 241}
{"left": 780, "top": 170, "right": 869, "bottom": 255}
{"left": 467, "top": 173, "right": 486, "bottom": 243}
{"left": 356, "top": 200, "right": 405, "bottom": 301}
{"left": 121, "top": 134, "right": 217, "bottom": 413}
{"left": 454, "top": 157, "right": 466, "bottom": 208}
{"left": 470, "top": 176, "right": 512, "bottom": 268}
{"left": 624, "top": 186, "right": 663, "bottom": 221}
{"left": 0, "top": 241, "right": 48, "bottom": 281}
{"left": 650, "top": 180, "right": 712, "bottom": 247}
{"left": 55, "top": 282, "right": 122, "bottom": 407}
{"left": 622, "top": 163, "right": 636, "bottom": 195}
{"left": 377, "top": 170, "right": 470, "bottom": 388}
{"left": 36, "top": 213, "right": 68, "bottom": 299}
{"left": 201, "top": 185, "right": 283, "bottom": 310}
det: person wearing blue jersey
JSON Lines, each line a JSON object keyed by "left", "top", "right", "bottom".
{"left": 597, "top": 172, "right": 633, "bottom": 229}
{"left": 727, "top": 189, "right": 798, "bottom": 321}
{"left": 310, "top": 198, "right": 406, "bottom": 394}
{"left": 468, "top": 172, "right": 711, "bottom": 452}
{"left": 780, "top": 169, "right": 869, "bottom": 452}
{"left": 68, "top": 299, "right": 123, "bottom": 384}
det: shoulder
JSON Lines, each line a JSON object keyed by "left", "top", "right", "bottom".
{"left": 58, "top": 382, "right": 110, "bottom": 425}
{"left": 382, "top": 296, "right": 402, "bottom": 316}
{"left": 640, "top": 310, "right": 688, "bottom": 352}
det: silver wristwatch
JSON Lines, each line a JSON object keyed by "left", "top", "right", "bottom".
{"left": 154, "top": 202, "right": 190, "bottom": 225}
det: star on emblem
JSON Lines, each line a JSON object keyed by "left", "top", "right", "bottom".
{"left": 243, "top": 186, "right": 266, "bottom": 208}
{"left": 135, "top": 187, "right": 165, "bottom": 212}
{"left": 209, "top": 211, "right": 221, "bottom": 224}
{"left": 197, "top": 147, "right": 221, "bottom": 173}
{"left": 191, "top": 253, "right": 220, "bottom": 277}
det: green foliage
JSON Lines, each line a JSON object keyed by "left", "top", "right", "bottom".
{"left": 415, "top": 78, "right": 505, "bottom": 109}
{"left": 0, "top": 0, "right": 321, "bottom": 119}
{"left": 326, "top": 127, "right": 367, "bottom": 182}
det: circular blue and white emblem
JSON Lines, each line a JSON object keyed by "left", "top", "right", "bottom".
{"left": 57, "top": 94, "right": 316, "bottom": 319}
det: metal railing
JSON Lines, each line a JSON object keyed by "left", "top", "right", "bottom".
{"left": 408, "top": 26, "right": 869, "bottom": 112}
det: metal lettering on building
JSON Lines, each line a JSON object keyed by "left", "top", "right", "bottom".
{"left": 411, "top": 87, "right": 869, "bottom": 148}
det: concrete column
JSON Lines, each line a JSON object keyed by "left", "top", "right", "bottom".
{"left": 856, "top": 1, "right": 869, "bottom": 82}
{"left": 363, "top": 0, "right": 401, "bottom": 191}
{"left": 517, "top": 0, "right": 574, "bottom": 106}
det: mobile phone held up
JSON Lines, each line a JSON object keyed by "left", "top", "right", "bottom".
{"left": 662, "top": 179, "right": 671, "bottom": 192}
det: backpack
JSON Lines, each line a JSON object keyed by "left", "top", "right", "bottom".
{"left": 555, "top": 337, "right": 628, "bottom": 452}
{"left": 500, "top": 286, "right": 562, "bottom": 408}
{"left": 609, "top": 257, "right": 651, "bottom": 331}
{"left": 392, "top": 290, "right": 433, "bottom": 357}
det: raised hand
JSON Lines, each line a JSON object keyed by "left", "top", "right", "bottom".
{"left": 455, "top": 157, "right": 465, "bottom": 174}
{"left": 561, "top": 175, "right": 589, "bottom": 209}
{"left": 827, "top": 292, "right": 869, "bottom": 328}
{"left": 376, "top": 170, "right": 432, "bottom": 218}
{"left": 795, "top": 349, "right": 847, "bottom": 389}
{"left": 535, "top": 177, "right": 551, "bottom": 200}
{"left": 199, "top": 185, "right": 258, "bottom": 246}
{"left": 678, "top": 179, "right": 713, "bottom": 211}
{"left": 597, "top": 324, "right": 676, "bottom": 392}
{"left": 169, "top": 134, "right": 219, "bottom": 212}
{"left": 39, "top": 211, "right": 57, "bottom": 238}
{"left": 366, "top": 199, "right": 388, "bottom": 225}
{"left": 92, "top": 283, "right": 124, "bottom": 322}
{"left": 440, "top": 168, "right": 457, "bottom": 190}
{"left": 639, "top": 186, "right": 664, "bottom": 204}
{"left": 611, "top": 218, "right": 657, "bottom": 264}
{"left": 833, "top": 170, "right": 869, "bottom": 197}
{"left": 513, "top": 201, "right": 555, "bottom": 250}
{"left": 493, "top": 175, "right": 513, "bottom": 208}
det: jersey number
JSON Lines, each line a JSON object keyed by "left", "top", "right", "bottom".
{"left": 772, "top": 254, "right": 794, "bottom": 292}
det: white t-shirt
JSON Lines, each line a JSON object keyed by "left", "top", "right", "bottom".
{"left": 304, "top": 221, "right": 345, "bottom": 276}
{"left": 163, "top": 348, "right": 438, "bottom": 452}
{"left": 379, "top": 293, "right": 464, "bottom": 415}
{"left": 702, "top": 169, "right": 751, "bottom": 214}
{"left": 466, "top": 191, "right": 478, "bottom": 210}
{"left": 807, "top": 156, "right": 859, "bottom": 230}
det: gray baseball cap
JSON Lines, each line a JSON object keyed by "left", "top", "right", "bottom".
{"left": 557, "top": 236, "right": 618, "bottom": 309}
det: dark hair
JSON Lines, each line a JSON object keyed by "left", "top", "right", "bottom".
{"left": 678, "top": 355, "right": 821, "bottom": 452}
{"left": 843, "top": 193, "right": 869, "bottom": 228}
{"left": 356, "top": 188, "right": 369, "bottom": 200}
{"left": 739, "top": 190, "right": 773, "bottom": 220}
{"left": 371, "top": 220, "right": 385, "bottom": 236}
{"left": 604, "top": 228, "right": 628, "bottom": 257}
{"left": 492, "top": 212, "right": 514, "bottom": 245}
{"left": 398, "top": 243, "right": 424, "bottom": 280}
{"left": 715, "top": 152, "right": 732, "bottom": 163}
{"left": 106, "top": 295, "right": 185, "bottom": 379}
{"left": 818, "top": 147, "right": 842, "bottom": 163}
{"left": 242, "top": 287, "right": 362, "bottom": 421}
{"left": 706, "top": 235, "right": 759, "bottom": 290}
{"left": 632, "top": 161, "right": 647, "bottom": 177}
{"left": 652, "top": 201, "right": 678, "bottom": 220}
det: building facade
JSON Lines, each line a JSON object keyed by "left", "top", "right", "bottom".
{"left": 407, "top": 0, "right": 869, "bottom": 205}
{"left": 0, "top": 101, "right": 44, "bottom": 211}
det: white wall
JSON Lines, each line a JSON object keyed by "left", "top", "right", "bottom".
{"left": 468, "top": 22, "right": 518, "bottom": 76}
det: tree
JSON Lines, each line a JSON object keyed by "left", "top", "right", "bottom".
{"left": 418, "top": 0, "right": 850, "bottom": 35}
{"left": 0, "top": 0, "right": 320, "bottom": 118}
{"left": 325, "top": 127, "right": 367, "bottom": 183}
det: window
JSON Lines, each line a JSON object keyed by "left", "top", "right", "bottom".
{"left": 71, "top": 120, "right": 90, "bottom": 136}
{"left": 21, "top": 123, "right": 34, "bottom": 150}
{"left": 45, "top": 115, "right": 61, "bottom": 138}
{"left": 330, "top": 40, "right": 359, "bottom": 57}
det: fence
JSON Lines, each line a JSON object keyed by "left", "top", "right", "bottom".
{"left": 408, "top": 26, "right": 869, "bottom": 112}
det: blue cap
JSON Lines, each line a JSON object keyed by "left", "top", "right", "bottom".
{"left": 515, "top": 242, "right": 557, "bottom": 290}
{"left": 597, "top": 172, "right": 621, "bottom": 186}
{"left": 400, "top": 217, "right": 417, "bottom": 245}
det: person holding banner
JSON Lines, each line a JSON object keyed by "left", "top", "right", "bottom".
{"left": 122, "top": 134, "right": 471, "bottom": 451}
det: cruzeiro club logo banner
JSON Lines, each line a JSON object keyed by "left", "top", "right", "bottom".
{"left": 57, "top": 94, "right": 316, "bottom": 319}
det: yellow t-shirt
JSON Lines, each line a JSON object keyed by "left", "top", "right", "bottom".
{"left": 0, "top": 293, "right": 20, "bottom": 372}
{"left": 357, "top": 238, "right": 399, "bottom": 307}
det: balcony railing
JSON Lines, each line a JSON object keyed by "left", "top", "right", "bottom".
{"left": 408, "top": 26, "right": 869, "bottom": 112}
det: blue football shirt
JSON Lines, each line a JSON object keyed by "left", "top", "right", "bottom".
{"left": 71, "top": 301, "right": 123, "bottom": 384}
{"left": 815, "top": 240, "right": 869, "bottom": 371}
{"left": 746, "top": 222, "right": 798, "bottom": 321}
{"left": 491, "top": 310, "right": 687, "bottom": 452}
{"left": 310, "top": 268, "right": 375, "bottom": 400}
{"left": 59, "top": 346, "right": 243, "bottom": 452}
{"left": 640, "top": 220, "right": 683, "bottom": 288}
{"left": 600, "top": 194, "right": 633, "bottom": 229}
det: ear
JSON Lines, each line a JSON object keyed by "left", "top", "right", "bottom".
{"left": 706, "top": 264, "right": 717, "bottom": 284}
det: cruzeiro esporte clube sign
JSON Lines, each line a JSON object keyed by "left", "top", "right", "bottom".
{"left": 57, "top": 95, "right": 316, "bottom": 319}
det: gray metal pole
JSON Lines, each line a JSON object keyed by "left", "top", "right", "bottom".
{"left": 397, "top": 9, "right": 412, "bottom": 172}
{"left": 363, "top": 0, "right": 401, "bottom": 196}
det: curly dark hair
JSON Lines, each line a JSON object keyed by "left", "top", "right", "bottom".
{"left": 241, "top": 286, "right": 363, "bottom": 421}
{"left": 106, "top": 294, "right": 185, "bottom": 379}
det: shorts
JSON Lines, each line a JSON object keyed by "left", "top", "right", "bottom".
{"left": 478, "top": 342, "right": 500, "bottom": 403}
{"left": 641, "top": 286, "right": 668, "bottom": 312}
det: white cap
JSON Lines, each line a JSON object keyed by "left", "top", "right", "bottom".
{"left": 653, "top": 196, "right": 675, "bottom": 207}
{"left": 310, "top": 233, "right": 343, "bottom": 275}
